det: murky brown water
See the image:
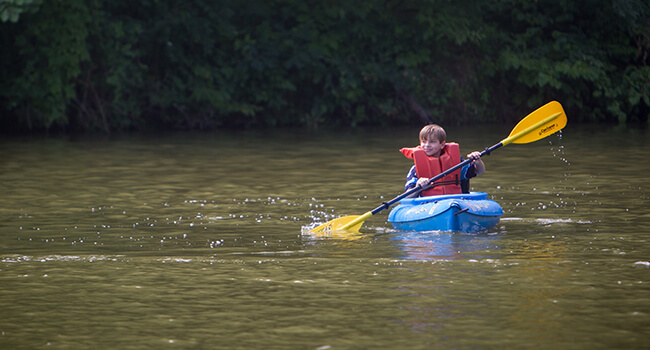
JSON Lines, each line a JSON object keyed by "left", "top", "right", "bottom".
{"left": 1, "top": 124, "right": 649, "bottom": 349}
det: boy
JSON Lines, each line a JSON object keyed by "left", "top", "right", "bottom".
{"left": 401, "top": 124, "right": 485, "bottom": 197}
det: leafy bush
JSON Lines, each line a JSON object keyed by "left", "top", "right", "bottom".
{"left": 1, "top": 0, "right": 648, "bottom": 132}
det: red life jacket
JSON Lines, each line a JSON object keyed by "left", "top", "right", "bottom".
{"left": 400, "top": 142, "right": 463, "bottom": 196}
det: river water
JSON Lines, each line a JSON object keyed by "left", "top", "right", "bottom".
{"left": 1, "top": 123, "right": 649, "bottom": 349}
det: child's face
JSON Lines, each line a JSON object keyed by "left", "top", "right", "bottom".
{"left": 420, "top": 137, "right": 445, "bottom": 157}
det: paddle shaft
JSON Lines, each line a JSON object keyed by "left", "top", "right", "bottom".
{"left": 338, "top": 149, "right": 495, "bottom": 231}
{"left": 369, "top": 143, "right": 502, "bottom": 215}
{"left": 334, "top": 110, "right": 565, "bottom": 232}
{"left": 367, "top": 112, "right": 563, "bottom": 216}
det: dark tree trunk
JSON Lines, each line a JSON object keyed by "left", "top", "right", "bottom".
{"left": 397, "top": 90, "right": 433, "bottom": 124}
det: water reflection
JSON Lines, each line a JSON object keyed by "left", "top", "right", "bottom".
{"left": 389, "top": 231, "right": 501, "bottom": 260}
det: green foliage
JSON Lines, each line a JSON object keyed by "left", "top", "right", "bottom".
{"left": 1, "top": 0, "right": 90, "bottom": 129}
{"left": 0, "top": 0, "right": 648, "bottom": 133}
{"left": 0, "top": 0, "right": 41, "bottom": 23}
{"left": 482, "top": 0, "right": 649, "bottom": 123}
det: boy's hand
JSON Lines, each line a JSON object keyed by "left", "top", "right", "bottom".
{"left": 467, "top": 151, "right": 486, "bottom": 175}
{"left": 416, "top": 177, "right": 430, "bottom": 188}
{"left": 467, "top": 151, "right": 482, "bottom": 161}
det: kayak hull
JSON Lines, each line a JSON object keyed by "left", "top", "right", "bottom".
{"left": 388, "top": 192, "right": 503, "bottom": 233}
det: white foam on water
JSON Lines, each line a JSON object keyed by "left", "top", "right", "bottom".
{"left": 535, "top": 218, "right": 592, "bottom": 225}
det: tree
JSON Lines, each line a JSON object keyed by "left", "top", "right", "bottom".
{"left": 0, "top": 0, "right": 42, "bottom": 23}
{"left": 1, "top": 0, "right": 647, "bottom": 133}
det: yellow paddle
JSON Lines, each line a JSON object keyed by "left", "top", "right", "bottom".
{"left": 309, "top": 101, "right": 567, "bottom": 235}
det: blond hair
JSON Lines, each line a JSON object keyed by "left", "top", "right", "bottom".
{"left": 419, "top": 124, "right": 446, "bottom": 142}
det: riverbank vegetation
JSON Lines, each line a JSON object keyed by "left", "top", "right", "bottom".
{"left": 1, "top": 0, "right": 648, "bottom": 133}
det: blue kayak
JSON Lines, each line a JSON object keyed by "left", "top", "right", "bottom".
{"left": 387, "top": 192, "right": 503, "bottom": 233}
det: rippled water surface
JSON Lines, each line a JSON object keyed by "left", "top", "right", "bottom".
{"left": 1, "top": 124, "right": 649, "bottom": 349}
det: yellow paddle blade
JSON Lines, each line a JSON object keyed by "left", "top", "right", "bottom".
{"left": 502, "top": 101, "right": 567, "bottom": 145}
{"left": 308, "top": 213, "right": 369, "bottom": 234}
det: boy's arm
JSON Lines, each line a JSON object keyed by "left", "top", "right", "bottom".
{"left": 473, "top": 159, "right": 485, "bottom": 175}
{"left": 467, "top": 151, "right": 485, "bottom": 175}
{"left": 404, "top": 165, "right": 418, "bottom": 191}
{"left": 405, "top": 166, "right": 429, "bottom": 198}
